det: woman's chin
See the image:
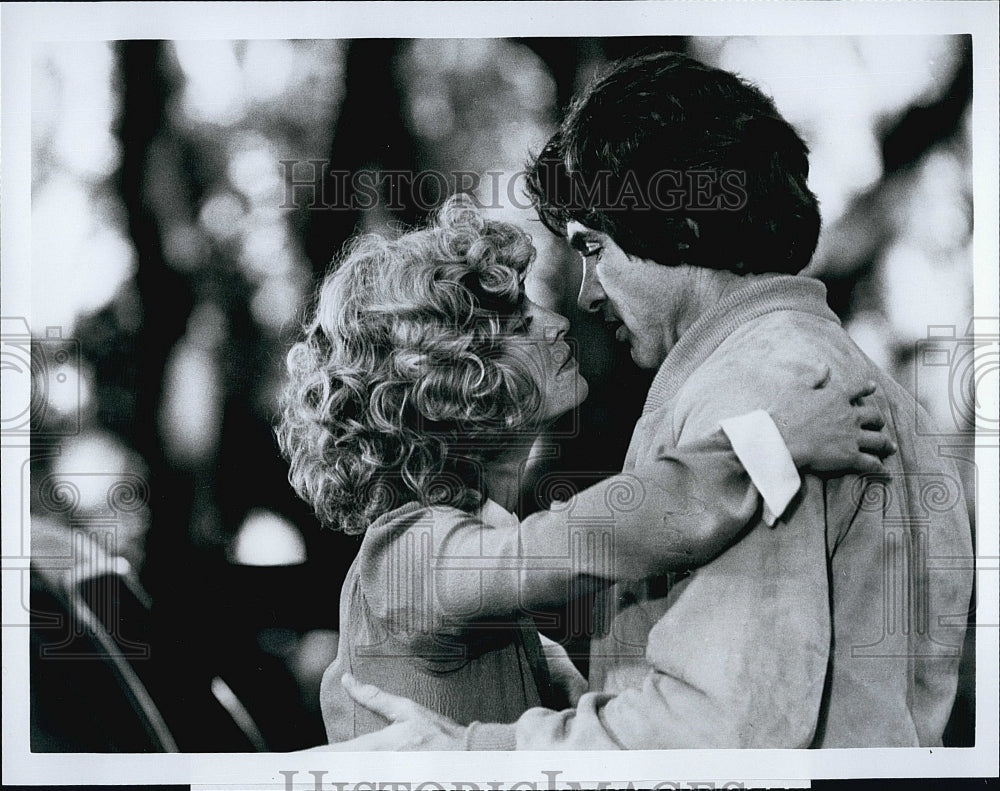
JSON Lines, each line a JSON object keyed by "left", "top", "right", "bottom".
{"left": 541, "top": 376, "right": 589, "bottom": 422}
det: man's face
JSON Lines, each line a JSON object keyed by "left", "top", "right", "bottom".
{"left": 566, "top": 221, "right": 688, "bottom": 370}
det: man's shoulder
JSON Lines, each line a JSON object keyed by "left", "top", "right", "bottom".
{"left": 673, "top": 309, "right": 861, "bottom": 426}
{"left": 714, "top": 308, "right": 857, "bottom": 374}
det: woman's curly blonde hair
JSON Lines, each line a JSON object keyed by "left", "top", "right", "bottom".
{"left": 277, "top": 197, "right": 543, "bottom": 534}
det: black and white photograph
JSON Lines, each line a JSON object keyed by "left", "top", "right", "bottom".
{"left": 2, "top": 2, "right": 998, "bottom": 788}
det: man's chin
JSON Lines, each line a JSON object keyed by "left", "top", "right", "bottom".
{"left": 629, "top": 344, "right": 660, "bottom": 370}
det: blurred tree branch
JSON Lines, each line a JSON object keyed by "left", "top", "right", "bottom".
{"left": 303, "top": 39, "right": 419, "bottom": 279}
{"left": 813, "top": 38, "right": 972, "bottom": 291}
{"left": 115, "top": 40, "right": 198, "bottom": 600}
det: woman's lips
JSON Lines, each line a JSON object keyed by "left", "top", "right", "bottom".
{"left": 556, "top": 345, "right": 576, "bottom": 374}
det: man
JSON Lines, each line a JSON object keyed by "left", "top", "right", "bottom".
{"left": 330, "top": 51, "right": 974, "bottom": 749}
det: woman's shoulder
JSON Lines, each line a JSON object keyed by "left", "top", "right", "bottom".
{"left": 356, "top": 499, "right": 510, "bottom": 583}
{"left": 357, "top": 500, "right": 485, "bottom": 570}
{"left": 363, "top": 500, "right": 476, "bottom": 539}
{"left": 353, "top": 502, "right": 482, "bottom": 640}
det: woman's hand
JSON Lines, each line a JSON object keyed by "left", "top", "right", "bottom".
{"left": 771, "top": 363, "right": 896, "bottom": 475}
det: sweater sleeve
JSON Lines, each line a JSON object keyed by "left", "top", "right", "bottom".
{"left": 391, "top": 417, "right": 796, "bottom": 633}
{"left": 361, "top": 410, "right": 800, "bottom": 648}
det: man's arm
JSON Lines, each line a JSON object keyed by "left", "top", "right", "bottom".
{"left": 371, "top": 391, "right": 888, "bottom": 634}
{"left": 426, "top": 366, "right": 890, "bottom": 623}
{"left": 330, "top": 454, "right": 831, "bottom": 750}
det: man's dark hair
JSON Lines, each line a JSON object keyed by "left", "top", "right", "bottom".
{"left": 525, "top": 51, "right": 821, "bottom": 275}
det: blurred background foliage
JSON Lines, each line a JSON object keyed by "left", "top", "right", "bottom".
{"left": 27, "top": 36, "right": 975, "bottom": 751}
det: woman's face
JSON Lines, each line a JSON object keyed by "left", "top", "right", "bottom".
{"left": 505, "top": 297, "right": 589, "bottom": 422}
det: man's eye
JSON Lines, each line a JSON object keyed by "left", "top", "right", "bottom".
{"left": 581, "top": 241, "right": 603, "bottom": 259}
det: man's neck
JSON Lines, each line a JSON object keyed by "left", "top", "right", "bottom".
{"left": 642, "top": 272, "right": 828, "bottom": 415}
{"left": 671, "top": 269, "right": 780, "bottom": 347}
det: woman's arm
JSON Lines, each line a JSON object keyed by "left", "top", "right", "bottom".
{"left": 360, "top": 430, "right": 756, "bottom": 637}
{"left": 368, "top": 375, "right": 892, "bottom": 629}
{"left": 430, "top": 428, "right": 760, "bottom": 620}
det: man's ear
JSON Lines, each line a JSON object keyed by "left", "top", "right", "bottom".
{"left": 675, "top": 217, "right": 701, "bottom": 255}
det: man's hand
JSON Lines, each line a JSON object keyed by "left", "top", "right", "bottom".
{"left": 770, "top": 363, "right": 896, "bottom": 475}
{"left": 540, "top": 636, "right": 588, "bottom": 707}
{"left": 318, "top": 674, "right": 466, "bottom": 751}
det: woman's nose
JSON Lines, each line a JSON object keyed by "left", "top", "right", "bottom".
{"left": 537, "top": 306, "right": 571, "bottom": 339}
{"left": 577, "top": 258, "right": 606, "bottom": 313}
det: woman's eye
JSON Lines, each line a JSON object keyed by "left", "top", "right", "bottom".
{"left": 581, "top": 242, "right": 603, "bottom": 259}
{"left": 507, "top": 314, "right": 533, "bottom": 336}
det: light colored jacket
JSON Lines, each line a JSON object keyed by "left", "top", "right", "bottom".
{"left": 466, "top": 275, "right": 973, "bottom": 749}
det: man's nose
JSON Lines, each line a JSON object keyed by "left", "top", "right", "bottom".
{"left": 577, "top": 258, "right": 606, "bottom": 313}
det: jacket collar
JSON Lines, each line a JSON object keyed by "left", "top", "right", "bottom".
{"left": 643, "top": 275, "right": 839, "bottom": 414}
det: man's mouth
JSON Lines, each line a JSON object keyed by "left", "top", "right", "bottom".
{"left": 606, "top": 317, "right": 627, "bottom": 343}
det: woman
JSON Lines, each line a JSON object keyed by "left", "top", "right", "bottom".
{"left": 277, "top": 197, "right": 889, "bottom": 742}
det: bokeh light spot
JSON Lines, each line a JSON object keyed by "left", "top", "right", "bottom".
{"left": 229, "top": 508, "right": 307, "bottom": 567}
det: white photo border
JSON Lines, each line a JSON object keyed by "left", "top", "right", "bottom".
{"left": 2, "top": 1, "right": 998, "bottom": 787}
